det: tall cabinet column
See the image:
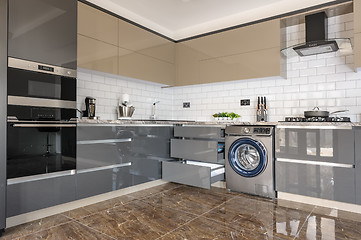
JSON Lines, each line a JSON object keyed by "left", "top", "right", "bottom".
{"left": 0, "top": 0, "right": 7, "bottom": 235}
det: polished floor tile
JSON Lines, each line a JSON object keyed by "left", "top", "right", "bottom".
{"left": 141, "top": 185, "right": 236, "bottom": 215}
{"left": 3, "top": 183, "right": 361, "bottom": 240}
{"left": 1, "top": 214, "right": 72, "bottom": 240}
{"left": 78, "top": 200, "right": 196, "bottom": 240}
{"left": 20, "top": 221, "right": 114, "bottom": 240}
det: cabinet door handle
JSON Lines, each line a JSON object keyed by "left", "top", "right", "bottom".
{"left": 77, "top": 162, "right": 132, "bottom": 174}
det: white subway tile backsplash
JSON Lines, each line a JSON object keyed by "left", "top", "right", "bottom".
{"left": 317, "top": 66, "right": 336, "bottom": 75}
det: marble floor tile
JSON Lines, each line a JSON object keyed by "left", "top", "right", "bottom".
{"left": 141, "top": 185, "right": 235, "bottom": 215}
{"left": 62, "top": 194, "right": 136, "bottom": 220}
{"left": 296, "top": 212, "right": 361, "bottom": 240}
{"left": 160, "top": 216, "right": 290, "bottom": 240}
{"left": 2, "top": 214, "right": 72, "bottom": 240}
{"left": 20, "top": 221, "right": 114, "bottom": 240}
{"left": 127, "top": 182, "right": 181, "bottom": 199}
{"left": 77, "top": 200, "right": 196, "bottom": 240}
{"left": 203, "top": 195, "right": 276, "bottom": 227}
{"left": 5, "top": 183, "right": 361, "bottom": 240}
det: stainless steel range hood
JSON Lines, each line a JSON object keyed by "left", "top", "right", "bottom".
{"left": 281, "top": 12, "right": 352, "bottom": 57}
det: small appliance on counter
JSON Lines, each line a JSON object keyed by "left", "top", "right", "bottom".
{"left": 256, "top": 96, "right": 267, "bottom": 122}
{"left": 118, "top": 94, "right": 135, "bottom": 119}
{"left": 82, "top": 97, "right": 97, "bottom": 119}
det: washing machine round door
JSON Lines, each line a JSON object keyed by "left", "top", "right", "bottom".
{"left": 228, "top": 137, "right": 267, "bottom": 177}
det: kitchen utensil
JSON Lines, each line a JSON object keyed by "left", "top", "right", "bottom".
{"left": 256, "top": 96, "right": 267, "bottom": 122}
{"left": 118, "top": 106, "right": 135, "bottom": 118}
{"left": 304, "top": 107, "right": 348, "bottom": 118}
{"left": 83, "top": 97, "right": 96, "bottom": 119}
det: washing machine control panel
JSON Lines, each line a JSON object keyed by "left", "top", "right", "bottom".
{"left": 253, "top": 127, "right": 271, "bottom": 135}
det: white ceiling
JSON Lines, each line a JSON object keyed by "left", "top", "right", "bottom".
{"left": 86, "top": 0, "right": 338, "bottom": 40}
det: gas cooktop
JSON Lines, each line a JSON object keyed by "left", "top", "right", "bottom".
{"left": 283, "top": 117, "right": 351, "bottom": 122}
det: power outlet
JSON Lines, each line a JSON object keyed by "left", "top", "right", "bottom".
{"left": 183, "top": 102, "right": 190, "bottom": 108}
{"left": 240, "top": 99, "right": 250, "bottom": 106}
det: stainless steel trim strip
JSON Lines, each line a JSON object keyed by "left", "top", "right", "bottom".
{"left": 77, "top": 138, "right": 132, "bottom": 145}
{"left": 77, "top": 163, "right": 132, "bottom": 174}
{"left": 12, "top": 124, "right": 76, "bottom": 128}
{"left": 7, "top": 170, "right": 76, "bottom": 185}
{"left": 8, "top": 120, "right": 77, "bottom": 124}
{"left": 276, "top": 125, "right": 353, "bottom": 130}
{"left": 8, "top": 57, "right": 77, "bottom": 78}
{"left": 8, "top": 96, "right": 77, "bottom": 109}
{"left": 277, "top": 158, "right": 355, "bottom": 168}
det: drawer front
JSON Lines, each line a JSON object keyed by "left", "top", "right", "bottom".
{"left": 174, "top": 125, "right": 223, "bottom": 139}
{"left": 276, "top": 128, "right": 354, "bottom": 164}
{"left": 355, "top": 128, "right": 361, "bottom": 205}
{"left": 7, "top": 174, "right": 76, "bottom": 217}
{"left": 171, "top": 139, "right": 220, "bottom": 162}
{"left": 276, "top": 160, "right": 356, "bottom": 204}
{"left": 162, "top": 161, "right": 224, "bottom": 189}
{"left": 77, "top": 164, "right": 132, "bottom": 200}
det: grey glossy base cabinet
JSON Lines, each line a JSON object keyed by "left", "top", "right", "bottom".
{"left": 76, "top": 125, "right": 172, "bottom": 200}
{"left": 164, "top": 125, "right": 225, "bottom": 189}
{"left": 275, "top": 126, "right": 356, "bottom": 204}
{"left": 7, "top": 174, "right": 77, "bottom": 217}
{"left": 6, "top": 125, "right": 173, "bottom": 217}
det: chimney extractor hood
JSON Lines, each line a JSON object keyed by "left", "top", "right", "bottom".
{"left": 281, "top": 12, "right": 352, "bottom": 57}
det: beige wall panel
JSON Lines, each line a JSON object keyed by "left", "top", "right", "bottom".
{"left": 355, "top": 33, "right": 361, "bottom": 71}
{"left": 183, "top": 19, "right": 280, "bottom": 60}
{"left": 78, "top": 2, "right": 118, "bottom": 45}
{"left": 78, "top": 35, "right": 120, "bottom": 75}
{"left": 355, "top": 0, "right": 361, "bottom": 34}
{"left": 200, "top": 47, "right": 281, "bottom": 83}
{"left": 175, "top": 44, "right": 203, "bottom": 86}
{"left": 118, "top": 49, "right": 175, "bottom": 85}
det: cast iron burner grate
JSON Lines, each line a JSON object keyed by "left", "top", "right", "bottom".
{"left": 284, "top": 117, "right": 351, "bottom": 122}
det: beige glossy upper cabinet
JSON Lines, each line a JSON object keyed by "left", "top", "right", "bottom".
{"left": 355, "top": 1, "right": 361, "bottom": 71}
{"left": 77, "top": 2, "right": 119, "bottom": 74}
{"left": 175, "top": 19, "right": 282, "bottom": 85}
{"left": 77, "top": 34, "right": 119, "bottom": 75}
{"left": 78, "top": 2, "right": 118, "bottom": 45}
{"left": 118, "top": 20, "right": 175, "bottom": 85}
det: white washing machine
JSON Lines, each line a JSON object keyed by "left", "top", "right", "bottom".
{"left": 225, "top": 125, "right": 275, "bottom": 198}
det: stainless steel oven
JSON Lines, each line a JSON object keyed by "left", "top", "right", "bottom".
{"left": 7, "top": 58, "right": 77, "bottom": 181}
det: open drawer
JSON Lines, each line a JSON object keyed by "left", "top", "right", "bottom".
{"left": 162, "top": 160, "right": 225, "bottom": 189}
{"left": 171, "top": 139, "right": 224, "bottom": 163}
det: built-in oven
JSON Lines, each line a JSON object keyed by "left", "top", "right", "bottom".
{"left": 7, "top": 57, "right": 77, "bottom": 181}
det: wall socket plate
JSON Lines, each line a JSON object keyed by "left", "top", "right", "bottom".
{"left": 240, "top": 99, "right": 250, "bottom": 106}
{"left": 183, "top": 102, "right": 190, "bottom": 108}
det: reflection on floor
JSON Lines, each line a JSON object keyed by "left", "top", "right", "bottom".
{"left": 2, "top": 183, "right": 361, "bottom": 239}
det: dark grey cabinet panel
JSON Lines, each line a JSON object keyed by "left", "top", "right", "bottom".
{"left": 174, "top": 125, "right": 224, "bottom": 139}
{"left": 7, "top": 174, "right": 76, "bottom": 217}
{"left": 77, "top": 125, "right": 173, "bottom": 199}
{"left": 77, "top": 165, "right": 132, "bottom": 199}
{"left": 0, "top": 0, "right": 7, "bottom": 231}
{"left": 8, "top": 0, "right": 77, "bottom": 69}
{"left": 77, "top": 126, "right": 132, "bottom": 169}
{"left": 355, "top": 128, "right": 361, "bottom": 205}
{"left": 276, "top": 127, "right": 354, "bottom": 164}
{"left": 171, "top": 139, "right": 222, "bottom": 163}
{"left": 276, "top": 161, "right": 355, "bottom": 204}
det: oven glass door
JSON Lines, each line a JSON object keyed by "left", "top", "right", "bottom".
{"left": 7, "top": 123, "right": 76, "bottom": 179}
{"left": 8, "top": 67, "right": 76, "bottom": 101}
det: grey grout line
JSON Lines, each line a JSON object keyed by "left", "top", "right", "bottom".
{"left": 7, "top": 220, "right": 77, "bottom": 240}
{"left": 74, "top": 219, "right": 117, "bottom": 240}
{"left": 293, "top": 205, "right": 317, "bottom": 240}
{"left": 155, "top": 194, "right": 240, "bottom": 240}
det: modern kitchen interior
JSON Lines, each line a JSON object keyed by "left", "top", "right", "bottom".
{"left": 1, "top": 0, "right": 361, "bottom": 239}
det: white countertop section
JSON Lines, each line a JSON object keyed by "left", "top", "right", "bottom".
{"left": 77, "top": 119, "right": 361, "bottom": 127}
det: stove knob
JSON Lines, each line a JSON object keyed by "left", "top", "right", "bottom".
{"left": 244, "top": 128, "right": 250, "bottom": 134}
